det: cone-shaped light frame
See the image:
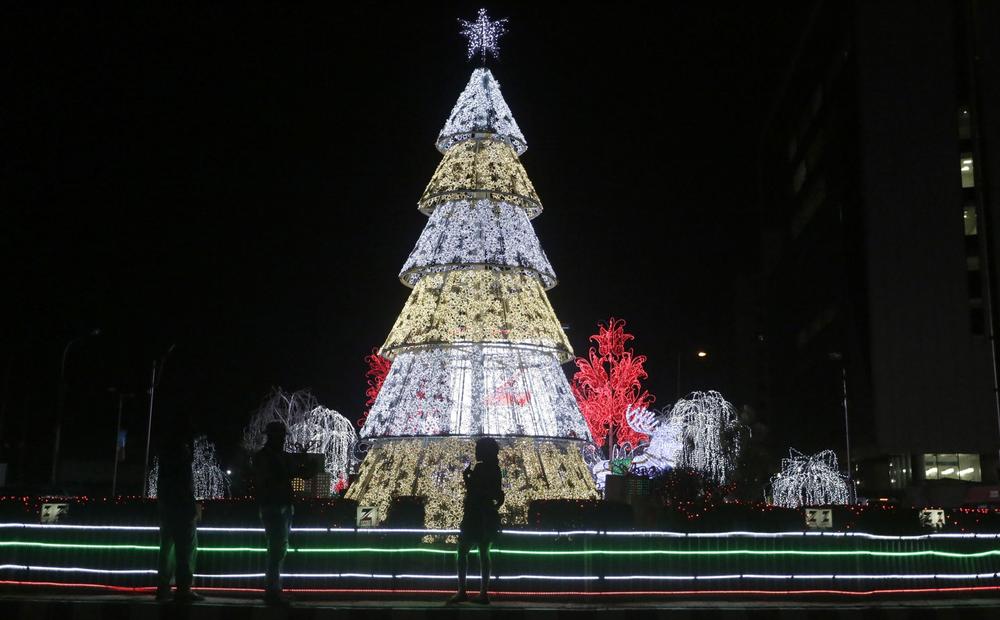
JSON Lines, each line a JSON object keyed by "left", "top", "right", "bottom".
{"left": 418, "top": 139, "right": 541, "bottom": 219}
{"left": 399, "top": 199, "right": 557, "bottom": 289}
{"left": 345, "top": 437, "right": 598, "bottom": 529}
{"left": 381, "top": 269, "right": 572, "bottom": 362}
{"left": 436, "top": 68, "right": 527, "bottom": 155}
{"left": 360, "top": 343, "right": 590, "bottom": 440}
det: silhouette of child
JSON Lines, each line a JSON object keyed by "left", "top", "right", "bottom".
{"left": 448, "top": 437, "right": 504, "bottom": 605}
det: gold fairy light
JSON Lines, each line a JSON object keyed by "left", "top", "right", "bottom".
{"left": 381, "top": 269, "right": 573, "bottom": 362}
{"left": 345, "top": 437, "right": 598, "bottom": 528}
{"left": 418, "top": 138, "right": 542, "bottom": 219}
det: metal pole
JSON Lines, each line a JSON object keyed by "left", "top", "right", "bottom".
{"left": 50, "top": 340, "right": 75, "bottom": 486}
{"left": 142, "top": 361, "right": 157, "bottom": 496}
{"left": 840, "top": 365, "right": 853, "bottom": 503}
{"left": 675, "top": 351, "right": 681, "bottom": 401}
{"left": 112, "top": 393, "right": 124, "bottom": 497}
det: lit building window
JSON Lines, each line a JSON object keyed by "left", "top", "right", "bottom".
{"left": 961, "top": 154, "right": 975, "bottom": 188}
{"left": 923, "top": 453, "right": 981, "bottom": 482}
{"left": 963, "top": 204, "right": 978, "bottom": 236}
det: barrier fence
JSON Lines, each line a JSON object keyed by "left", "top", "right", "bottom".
{"left": 2, "top": 523, "right": 1000, "bottom": 598}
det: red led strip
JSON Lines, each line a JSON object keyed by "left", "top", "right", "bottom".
{"left": 4, "top": 581, "right": 1000, "bottom": 597}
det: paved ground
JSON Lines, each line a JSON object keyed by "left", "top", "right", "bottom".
{"left": 4, "top": 591, "right": 1000, "bottom": 619}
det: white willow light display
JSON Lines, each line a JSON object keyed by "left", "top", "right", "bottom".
{"left": 243, "top": 388, "right": 357, "bottom": 493}
{"left": 348, "top": 17, "right": 598, "bottom": 526}
{"left": 147, "top": 435, "right": 230, "bottom": 500}
{"left": 770, "top": 449, "right": 850, "bottom": 508}
{"left": 669, "top": 390, "right": 747, "bottom": 485}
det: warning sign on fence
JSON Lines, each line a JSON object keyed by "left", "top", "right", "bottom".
{"left": 356, "top": 506, "right": 378, "bottom": 528}
{"left": 805, "top": 507, "right": 833, "bottom": 529}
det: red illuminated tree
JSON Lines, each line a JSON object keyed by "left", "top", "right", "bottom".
{"left": 572, "top": 318, "right": 654, "bottom": 448}
{"left": 358, "top": 349, "right": 392, "bottom": 427}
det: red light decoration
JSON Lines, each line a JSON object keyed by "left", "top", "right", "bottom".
{"left": 358, "top": 348, "right": 392, "bottom": 427}
{"left": 571, "top": 318, "right": 654, "bottom": 448}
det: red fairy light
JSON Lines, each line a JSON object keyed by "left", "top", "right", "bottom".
{"left": 358, "top": 348, "right": 392, "bottom": 427}
{"left": 571, "top": 318, "right": 654, "bottom": 448}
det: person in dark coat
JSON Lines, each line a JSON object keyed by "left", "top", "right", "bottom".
{"left": 253, "top": 421, "right": 316, "bottom": 606}
{"left": 155, "top": 430, "right": 203, "bottom": 603}
{"left": 448, "top": 437, "right": 504, "bottom": 605}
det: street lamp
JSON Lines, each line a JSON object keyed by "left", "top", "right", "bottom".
{"left": 142, "top": 344, "right": 175, "bottom": 496}
{"left": 51, "top": 328, "right": 101, "bottom": 486}
{"left": 675, "top": 349, "right": 709, "bottom": 400}
{"left": 828, "top": 351, "right": 853, "bottom": 503}
{"left": 108, "top": 388, "right": 133, "bottom": 497}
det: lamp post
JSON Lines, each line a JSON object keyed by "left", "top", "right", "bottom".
{"left": 142, "top": 345, "right": 175, "bottom": 496}
{"left": 675, "top": 349, "right": 709, "bottom": 401}
{"left": 828, "top": 351, "right": 853, "bottom": 503}
{"left": 51, "top": 328, "right": 101, "bottom": 486}
{"left": 108, "top": 388, "right": 133, "bottom": 497}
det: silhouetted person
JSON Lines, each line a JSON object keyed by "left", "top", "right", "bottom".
{"left": 449, "top": 437, "right": 504, "bottom": 605}
{"left": 155, "top": 431, "right": 203, "bottom": 603}
{"left": 253, "top": 421, "right": 307, "bottom": 606}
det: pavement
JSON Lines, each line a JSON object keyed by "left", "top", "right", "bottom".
{"left": 3, "top": 591, "right": 1000, "bottom": 619}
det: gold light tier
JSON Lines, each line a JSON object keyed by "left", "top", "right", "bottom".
{"left": 380, "top": 269, "right": 573, "bottom": 362}
{"left": 345, "top": 437, "right": 598, "bottom": 528}
{"left": 418, "top": 138, "right": 542, "bottom": 219}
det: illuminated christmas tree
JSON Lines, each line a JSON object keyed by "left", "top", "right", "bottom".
{"left": 347, "top": 10, "right": 598, "bottom": 527}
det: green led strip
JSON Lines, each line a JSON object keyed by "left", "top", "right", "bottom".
{"left": 2, "top": 541, "right": 999, "bottom": 559}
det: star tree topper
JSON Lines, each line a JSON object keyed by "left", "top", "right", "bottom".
{"left": 459, "top": 8, "right": 508, "bottom": 63}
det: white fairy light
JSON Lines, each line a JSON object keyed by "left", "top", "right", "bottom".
{"left": 668, "top": 391, "right": 747, "bottom": 484}
{"left": 625, "top": 406, "right": 684, "bottom": 473}
{"left": 399, "top": 199, "right": 556, "bottom": 289}
{"left": 459, "top": 8, "right": 508, "bottom": 64}
{"left": 243, "top": 388, "right": 357, "bottom": 492}
{"left": 360, "top": 343, "right": 590, "bottom": 440}
{"left": 437, "top": 68, "right": 526, "bottom": 154}
{"left": 146, "top": 435, "right": 230, "bottom": 500}
{"left": 770, "top": 449, "right": 850, "bottom": 508}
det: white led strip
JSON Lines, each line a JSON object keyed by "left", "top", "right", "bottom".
{"left": 1, "top": 565, "right": 997, "bottom": 582}
{"left": 1, "top": 523, "right": 998, "bottom": 540}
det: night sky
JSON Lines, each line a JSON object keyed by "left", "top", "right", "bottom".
{"left": 3, "top": 2, "right": 811, "bottom": 484}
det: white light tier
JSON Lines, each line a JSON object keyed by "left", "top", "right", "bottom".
{"left": 345, "top": 437, "right": 598, "bottom": 528}
{"left": 381, "top": 269, "right": 573, "bottom": 361}
{"left": 418, "top": 138, "right": 541, "bottom": 219}
{"left": 399, "top": 199, "right": 556, "bottom": 289}
{"left": 437, "top": 68, "right": 526, "bottom": 155}
{"left": 361, "top": 344, "right": 591, "bottom": 440}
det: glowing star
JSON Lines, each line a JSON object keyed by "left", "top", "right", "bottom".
{"left": 770, "top": 449, "right": 850, "bottom": 508}
{"left": 459, "top": 8, "right": 508, "bottom": 63}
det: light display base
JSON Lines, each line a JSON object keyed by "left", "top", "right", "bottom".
{"left": 346, "top": 437, "right": 598, "bottom": 528}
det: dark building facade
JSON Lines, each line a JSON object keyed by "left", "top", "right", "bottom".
{"left": 758, "top": 0, "right": 1000, "bottom": 505}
